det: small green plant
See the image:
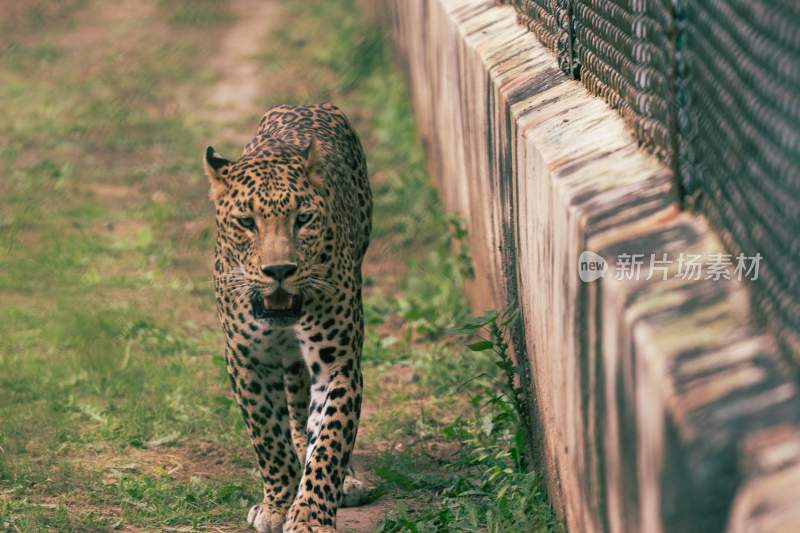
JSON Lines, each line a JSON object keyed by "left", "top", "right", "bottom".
{"left": 459, "top": 307, "right": 530, "bottom": 471}
{"left": 448, "top": 215, "right": 475, "bottom": 280}
{"left": 375, "top": 309, "right": 562, "bottom": 532}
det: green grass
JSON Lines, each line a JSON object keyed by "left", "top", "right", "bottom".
{"left": 0, "top": 0, "right": 560, "bottom": 530}
{"left": 0, "top": 1, "right": 248, "bottom": 529}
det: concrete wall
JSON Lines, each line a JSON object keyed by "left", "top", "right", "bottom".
{"left": 380, "top": 1, "right": 800, "bottom": 531}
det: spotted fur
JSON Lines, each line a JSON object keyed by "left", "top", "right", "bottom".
{"left": 204, "top": 103, "right": 371, "bottom": 532}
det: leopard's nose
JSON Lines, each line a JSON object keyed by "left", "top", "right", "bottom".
{"left": 261, "top": 263, "right": 298, "bottom": 282}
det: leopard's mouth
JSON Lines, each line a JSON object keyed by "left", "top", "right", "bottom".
{"left": 251, "top": 288, "right": 303, "bottom": 320}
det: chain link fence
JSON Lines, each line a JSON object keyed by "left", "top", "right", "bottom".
{"left": 506, "top": 0, "right": 800, "bottom": 365}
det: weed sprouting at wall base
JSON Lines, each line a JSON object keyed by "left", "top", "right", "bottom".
{"left": 460, "top": 307, "right": 531, "bottom": 472}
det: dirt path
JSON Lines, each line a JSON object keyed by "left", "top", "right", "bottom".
{"left": 204, "top": 0, "right": 280, "bottom": 143}
{"left": 201, "top": 2, "right": 388, "bottom": 531}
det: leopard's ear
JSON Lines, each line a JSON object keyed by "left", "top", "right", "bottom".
{"left": 301, "top": 136, "right": 326, "bottom": 190}
{"left": 203, "top": 146, "right": 232, "bottom": 201}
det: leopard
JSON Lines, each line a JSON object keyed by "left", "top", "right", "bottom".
{"left": 203, "top": 103, "right": 372, "bottom": 532}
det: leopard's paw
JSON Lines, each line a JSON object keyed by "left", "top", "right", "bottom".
{"left": 247, "top": 502, "right": 284, "bottom": 533}
{"left": 282, "top": 524, "right": 336, "bottom": 533}
{"left": 283, "top": 505, "right": 336, "bottom": 533}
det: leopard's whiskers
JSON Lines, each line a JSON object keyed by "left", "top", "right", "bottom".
{"left": 296, "top": 272, "right": 337, "bottom": 296}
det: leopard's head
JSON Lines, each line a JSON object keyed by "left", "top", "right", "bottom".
{"left": 204, "top": 138, "right": 332, "bottom": 322}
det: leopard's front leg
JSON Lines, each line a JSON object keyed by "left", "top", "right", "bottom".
{"left": 283, "top": 359, "right": 310, "bottom": 465}
{"left": 226, "top": 345, "right": 300, "bottom": 533}
{"left": 284, "top": 328, "right": 363, "bottom": 532}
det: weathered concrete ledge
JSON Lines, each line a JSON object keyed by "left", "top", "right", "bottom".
{"left": 380, "top": 1, "right": 800, "bottom": 531}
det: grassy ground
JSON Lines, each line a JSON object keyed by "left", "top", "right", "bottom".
{"left": 0, "top": 0, "right": 560, "bottom": 531}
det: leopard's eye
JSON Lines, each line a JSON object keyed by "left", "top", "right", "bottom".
{"left": 236, "top": 216, "right": 256, "bottom": 230}
{"left": 295, "top": 212, "right": 313, "bottom": 227}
